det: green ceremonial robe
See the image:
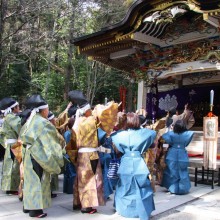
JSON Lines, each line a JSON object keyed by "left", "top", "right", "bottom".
{"left": 0, "top": 120, "right": 5, "bottom": 147}
{"left": 51, "top": 131, "right": 66, "bottom": 192}
{"left": 1, "top": 113, "right": 21, "bottom": 191}
{"left": 20, "top": 113, "right": 64, "bottom": 210}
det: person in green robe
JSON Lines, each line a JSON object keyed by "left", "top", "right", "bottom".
{"left": 0, "top": 97, "right": 21, "bottom": 195}
{"left": 19, "top": 95, "right": 64, "bottom": 218}
{"left": 0, "top": 111, "right": 6, "bottom": 161}
{"left": 48, "top": 111, "right": 66, "bottom": 198}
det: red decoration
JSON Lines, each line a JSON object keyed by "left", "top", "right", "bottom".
{"left": 119, "top": 86, "right": 127, "bottom": 112}
{"left": 207, "top": 112, "right": 216, "bottom": 117}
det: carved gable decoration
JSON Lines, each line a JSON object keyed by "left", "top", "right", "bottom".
{"left": 74, "top": 0, "right": 220, "bottom": 77}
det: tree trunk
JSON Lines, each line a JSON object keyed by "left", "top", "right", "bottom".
{"left": 64, "top": 0, "right": 77, "bottom": 100}
{"left": 0, "top": 0, "right": 7, "bottom": 79}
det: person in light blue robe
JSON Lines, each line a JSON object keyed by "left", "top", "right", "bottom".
{"left": 111, "top": 112, "right": 156, "bottom": 220}
{"left": 162, "top": 119, "right": 194, "bottom": 195}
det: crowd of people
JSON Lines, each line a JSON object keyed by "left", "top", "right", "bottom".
{"left": 0, "top": 91, "right": 195, "bottom": 219}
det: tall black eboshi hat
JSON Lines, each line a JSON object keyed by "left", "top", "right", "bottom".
{"left": 25, "top": 94, "right": 48, "bottom": 110}
{"left": 18, "top": 109, "right": 32, "bottom": 126}
{"left": 0, "top": 97, "right": 19, "bottom": 116}
{"left": 68, "top": 90, "right": 88, "bottom": 107}
{"left": 48, "top": 111, "right": 55, "bottom": 121}
{"left": 68, "top": 105, "right": 78, "bottom": 118}
{"left": 24, "top": 95, "right": 49, "bottom": 128}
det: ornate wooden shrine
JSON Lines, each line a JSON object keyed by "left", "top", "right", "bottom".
{"left": 74, "top": 0, "right": 220, "bottom": 174}
{"left": 74, "top": 0, "right": 220, "bottom": 188}
{"left": 73, "top": 0, "right": 220, "bottom": 117}
{"left": 74, "top": 0, "right": 220, "bottom": 79}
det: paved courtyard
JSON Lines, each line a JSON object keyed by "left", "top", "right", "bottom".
{"left": 0, "top": 162, "right": 220, "bottom": 219}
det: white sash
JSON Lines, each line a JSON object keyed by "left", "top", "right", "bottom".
{"left": 78, "top": 147, "right": 99, "bottom": 153}
{"left": 98, "top": 146, "right": 111, "bottom": 154}
{"left": 5, "top": 139, "right": 17, "bottom": 145}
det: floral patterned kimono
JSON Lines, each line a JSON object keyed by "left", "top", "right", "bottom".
{"left": 20, "top": 114, "right": 64, "bottom": 210}
{"left": 75, "top": 116, "right": 105, "bottom": 208}
{"left": 1, "top": 113, "right": 21, "bottom": 191}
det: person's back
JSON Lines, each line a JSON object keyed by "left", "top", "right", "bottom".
{"left": 111, "top": 112, "right": 156, "bottom": 220}
{"left": 164, "top": 130, "right": 194, "bottom": 149}
{"left": 74, "top": 103, "right": 105, "bottom": 214}
{"left": 20, "top": 95, "right": 63, "bottom": 218}
{"left": 162, "top": 120, "right": 194, "bottom": 194}
{"left": 0, "top": 98, "right": 21, "bottom": 194}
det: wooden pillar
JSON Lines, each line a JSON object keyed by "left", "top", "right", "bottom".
{"left": 127, "top": 81, "right": 134, "bottom": 112}
{"left": 137, "top": 80, "right": 147, "bottom": 111}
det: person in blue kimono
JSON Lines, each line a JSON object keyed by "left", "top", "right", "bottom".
{"left": 98, "top": 134, "right": 114, "bottom": 200}
{"left": 111, "top": 112, "right": 156, "bottom": 220}
{"left": 162, "top": 119, "right": 194, "bottom": 195}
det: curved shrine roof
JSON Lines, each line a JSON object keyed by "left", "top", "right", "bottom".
{"left": 73, "top": 0, "right": 220, "bottom": 81}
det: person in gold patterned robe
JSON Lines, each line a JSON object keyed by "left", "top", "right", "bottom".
{"left": 73, "top": 104, "right": 105, "bottom": 214}
{"left": 144, "top": 117, "right": 167, "bottom": 188}
{"left": 154, "top": 117, "right": 170, "bottom": 185}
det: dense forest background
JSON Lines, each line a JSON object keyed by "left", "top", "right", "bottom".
{"left": 0, "top": 0, "right": 137, "bottom": 113}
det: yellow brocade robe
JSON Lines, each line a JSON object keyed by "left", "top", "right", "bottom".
{"left": 55, "top": 109, "right": 69, "bottom": 135}
{"left": 93, "top": 101, "right": 118, "bottom": 136}
{"left": 75, "top": 116, "right": 105, "bottom": 208}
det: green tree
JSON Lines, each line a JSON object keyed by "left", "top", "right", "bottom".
{"left": 0, "top": 0, "right": 137, "bottom": 112}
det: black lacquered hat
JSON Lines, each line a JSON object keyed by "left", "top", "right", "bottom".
{"left": 68, "top": 90, "right": 88, "bottom": 107}
{"left": 0, "top": 97, "right": 18, "bottom": 111}
{"left": 23, "top": 95, "right": 48, "bottom": 128}
{"left": 18, "top": 109, "right": 32, "bottom": 126}
{"left": 68, "top": 105, "right": 78, "bottom": 118}
{"left": 48, "top": 111, "right": 55, "bottom": 121}
{"left": 138, "top": 115, "right": 146, "bottom": 125}
{"left": 0, "top": 97, "right": 19, "bottom": 116}
{"left": 25, "top": 94, "right": 48, "bottom": 110}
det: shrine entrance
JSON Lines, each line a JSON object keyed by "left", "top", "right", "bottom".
{"left": 74, "top": 0, "right": 220, "bottom": 124}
